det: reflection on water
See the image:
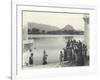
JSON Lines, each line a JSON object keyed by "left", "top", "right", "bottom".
{"left": 23, "top": 35, "right": 84, "bottom": 66}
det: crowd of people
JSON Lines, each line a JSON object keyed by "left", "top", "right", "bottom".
{"left": 25, "top": 39, "right": 88, "bottom": 67}
{"left": 60, "top": 39, "right": 88, "bottom": 66}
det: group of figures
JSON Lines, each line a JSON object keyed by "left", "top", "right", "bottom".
{"left": 60, "top": 39, "right": 88, "bottom": 66}
{"left": 27, "top": 49, "right": 48, "bottom": 66}
{"left": 25, "top": 39, "right": 88, "bottom": 67}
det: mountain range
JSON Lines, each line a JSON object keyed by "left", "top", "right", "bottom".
{"left": 28, "top": 22, "right": 76, "bottom": 31}
{"left": 27, "top": 22, "right": 84, "bottom": 35}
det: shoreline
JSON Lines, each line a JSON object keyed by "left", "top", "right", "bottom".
{"left": 28, "top": 34, "right": 84, "bottom": 38}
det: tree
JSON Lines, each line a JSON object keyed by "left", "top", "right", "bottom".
{"left": 28, "top": 28, "right": 32, "bottom": 34}
{"left": 42, "top": 30, "right": 46, "bottom": 34}
{"left": 32, "top": 28, "right": 40, "bottom": 34}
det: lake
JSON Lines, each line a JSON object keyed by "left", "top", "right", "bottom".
{"left": 23, "top": 35, "right": 84, "bottom": 67}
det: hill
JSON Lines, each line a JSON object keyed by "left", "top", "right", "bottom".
{"left": 28, "top": 22, "right": 59, "bottom": 32}
{"left": 61, "top": 24, "right": 75, "bottom": 31}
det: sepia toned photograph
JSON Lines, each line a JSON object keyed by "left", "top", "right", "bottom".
{"left": 22, "top": 10, "right": 89, "bottom": 69}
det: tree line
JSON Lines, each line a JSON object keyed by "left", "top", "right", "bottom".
{"left": 28, "top": 28, "right": 84, "bottom": 35}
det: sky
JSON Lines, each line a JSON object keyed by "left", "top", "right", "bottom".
{"left": 23, "top": 11, "right": 89, "bottom": 31}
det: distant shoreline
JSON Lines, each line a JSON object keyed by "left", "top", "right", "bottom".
{"left": 28, "top": 34, "right": 84, "bottom": 38}
{"left": 28, "top": 34, "right": 84, "bottom": 35}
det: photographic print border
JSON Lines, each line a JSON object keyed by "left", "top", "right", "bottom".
{"left": 11, "top": 4, "right": 97, "bottom": 80}
{"left": 22, "top": 10, "right": 89, "bottom": 69}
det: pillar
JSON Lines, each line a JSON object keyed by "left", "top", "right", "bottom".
{"left": 83, "top": 15, "right": 89, "bottom": 56}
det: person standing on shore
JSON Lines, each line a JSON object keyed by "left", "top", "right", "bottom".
{"left": 60, "top": 51, "right": 64, "bottom": 64}
{"left": 29, "top": 53, "right": 34, "bottom": 66}
{"left": 28, "top": 49, "right": 34, "bottom": 66}
{"left": 43, "top": 50, "right": 48, "bottom": 65}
